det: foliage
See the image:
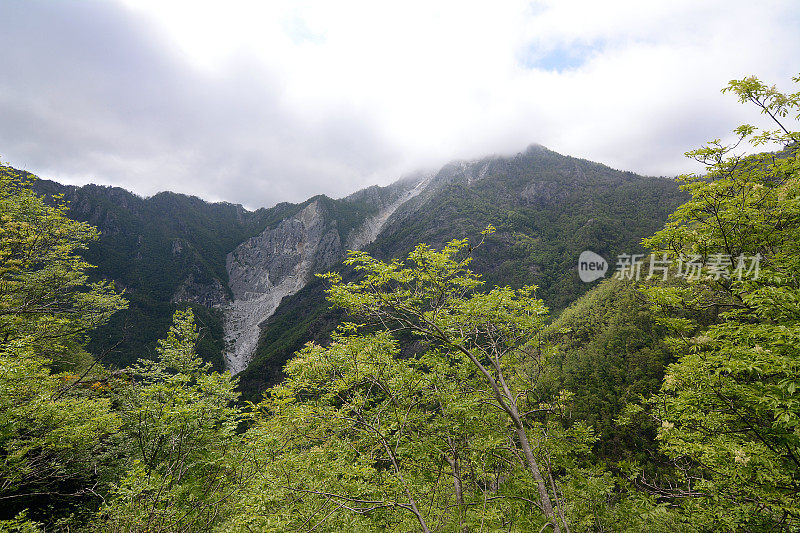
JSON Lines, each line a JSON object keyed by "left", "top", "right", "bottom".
{"left": 98, "top": 309, "right": 251, "bottom": 532}
{"left": 234, "top": 329, "right": 551, "bottom": 532}
{"left": 301, "top": 232, "right": 596, "bottom": 532}
{"left": 232, "top": 233, "right": 707, "bottom": 531}
{"left": 0, "top": 167, "right": 127, "bottom": 364}
{"left": 0, "top": 512, "right": 43, "bottom": 532}
{"left": 542, "top": 278, "right": 671, "bottom": 462}
{"left": 639, "top": 74, "right": 800, "bottom": 530}
{"left": 0, "top": 168, "right": 126, "bottom": 526}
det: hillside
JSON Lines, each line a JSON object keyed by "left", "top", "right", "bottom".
{"left": 22, "top": 169, "right": 421, "bottom": 370}
{"left": 237, "top": 145, "right": 687, "bottom": 398}
{"left": 8, "top": 145, "right": 686, "bottom": 396}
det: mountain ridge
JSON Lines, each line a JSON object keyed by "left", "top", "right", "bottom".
{"left": 9, "top": 145, "right": 686, "bottom": 394}
{"left": 234, "top": 146, "right": 687, "bottom": 398}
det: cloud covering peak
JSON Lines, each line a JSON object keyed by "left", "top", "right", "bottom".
{"left": 1, "top": 0, "right": 797, "bottom": 208}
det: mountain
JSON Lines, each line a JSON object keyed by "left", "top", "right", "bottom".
{"left": 24, "top": 173, "right": 272, "bottom": 369}
{"left": 236, "top": 145, "right": 687, "bottom": 398}
{"left": 10, "top": 145, "right": 686, "bottom": 399}
{"left": 21, "top": 167, "right": 425, "bottom": 371}
{"left": 221, "top": 177, "right": 429, "bottom": 373}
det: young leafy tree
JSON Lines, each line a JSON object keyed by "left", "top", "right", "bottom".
{"left": 0, "top": 165, "right": 126, "bottom": 364}
{"left": 236, "top": 327, "right": 553, "bottom": 532}
{"left": 0, "top": 166, "right": 127, "bottom": 526}
{"left": 639, "top": 74, "right": 800, "bottom": 530}
{"left": 226, "top": 233, "right": 603, "bottom": 532}
{"left": 99, "top": 309, "right": 250, "bottom": 532}
{"left": 312, "top": 231, "right": 584, "bottom": 533}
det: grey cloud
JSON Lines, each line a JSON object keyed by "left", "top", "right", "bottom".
{"left": 0, "top": 0, "right": 401, "bottom": 208}
{"left": 2, "top": 1, "right": 797, "bottom": 209}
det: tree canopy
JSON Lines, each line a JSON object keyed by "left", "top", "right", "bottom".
{"left": 637, "top": 74, "right": 800, "bottom": 531}
{"left": 0, "top": 166, "right": 126, "bottom": 525}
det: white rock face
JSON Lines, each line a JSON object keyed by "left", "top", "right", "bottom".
{"left": 223, "top": 200, "right": 338, "bottom": 374}
{"left": 223, "top": 272, "right": 310, "bottom": 374}
{"left": 222, "top": 178, "right": 432, "bottom": 375}
{"left": 346, "top": 176, "right": 432, "bottom": 251}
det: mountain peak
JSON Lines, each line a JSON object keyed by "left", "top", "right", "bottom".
{"left": 523, "top": 143, "right": 549, "bottom": 155}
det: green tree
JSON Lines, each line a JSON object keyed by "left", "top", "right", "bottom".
{"left": 300, "top": 233, "right": 592, "bottom": 531}
{"left": 0, "top": 166, "right": 126, "bottom": 364}
{"left": 236, "top": 328, "right": 564, "bottom": 532}
{"left": 98, "top": 309, "right": 250, "bottom": 532}
{"left": 639, "top": 74, "right": 800, "bottom": 530}
{"left": 0, "top": 167, "right": 127, "bottom": 526}
{"left": 225, "top": 234, "right": 601, "bottom": 532}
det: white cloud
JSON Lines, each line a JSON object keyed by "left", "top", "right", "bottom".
{"left": 1, "top": 0, "right": 798, "bottom": 207}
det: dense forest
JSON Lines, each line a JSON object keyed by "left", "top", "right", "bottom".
{"left": 1, "top": 75, "right": 798, "bottom": 531}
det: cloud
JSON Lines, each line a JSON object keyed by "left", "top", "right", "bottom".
{"left": 0, "top": 0, "right": 798, "bottom": 208}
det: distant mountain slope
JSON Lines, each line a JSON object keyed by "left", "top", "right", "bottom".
{"left": 541, "top": 278, "right": 670, "bottom": 461}
{"left": 236, "top": 145, "right": 687, "bottom": 399}
{"left": 372, "top": 144, "right": 680, "bottom": 307}
{"left": 220, "top": 178, "right": 428, "bottom": 373}
{"left": 24, "top": 174, "right": 278, "bottom": 369}
{"left": 20, "top": 168, "right": 421, "bottom": 370}
{"left": 7, "top": 145, "right": 686, "bottom": 398}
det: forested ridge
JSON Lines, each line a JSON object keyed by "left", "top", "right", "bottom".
{"left": 1, "top": 74, "right": 798, "bottom": 531}
{"left": 9, "top": 137, "right": 687, "bottom": 403}
{"left": 24, "top": 175, "right": 402, "bottom": 373}
{"left": 240, "top": 144, "right": 685, "bottom": 399}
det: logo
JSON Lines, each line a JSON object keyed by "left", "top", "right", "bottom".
{"left": 576, "top": 251, "right": 761, "bottom": 283}
{"left": 578, "top": 250, "right": 608, "bottom": 282}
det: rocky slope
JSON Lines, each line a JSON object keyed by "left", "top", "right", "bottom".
{"left": 223, "top": 200, "right": 340, "bottom": 373}
{"left": 222, "top": 176, "right": 430, "bottom": 373}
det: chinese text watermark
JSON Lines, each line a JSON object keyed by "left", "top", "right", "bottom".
{"left": 578, "top": 251, "right": 761, "bottom": 283}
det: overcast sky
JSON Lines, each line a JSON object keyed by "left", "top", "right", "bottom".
{"left": 1, "top": 1, "right": 798, "bottom": 209}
